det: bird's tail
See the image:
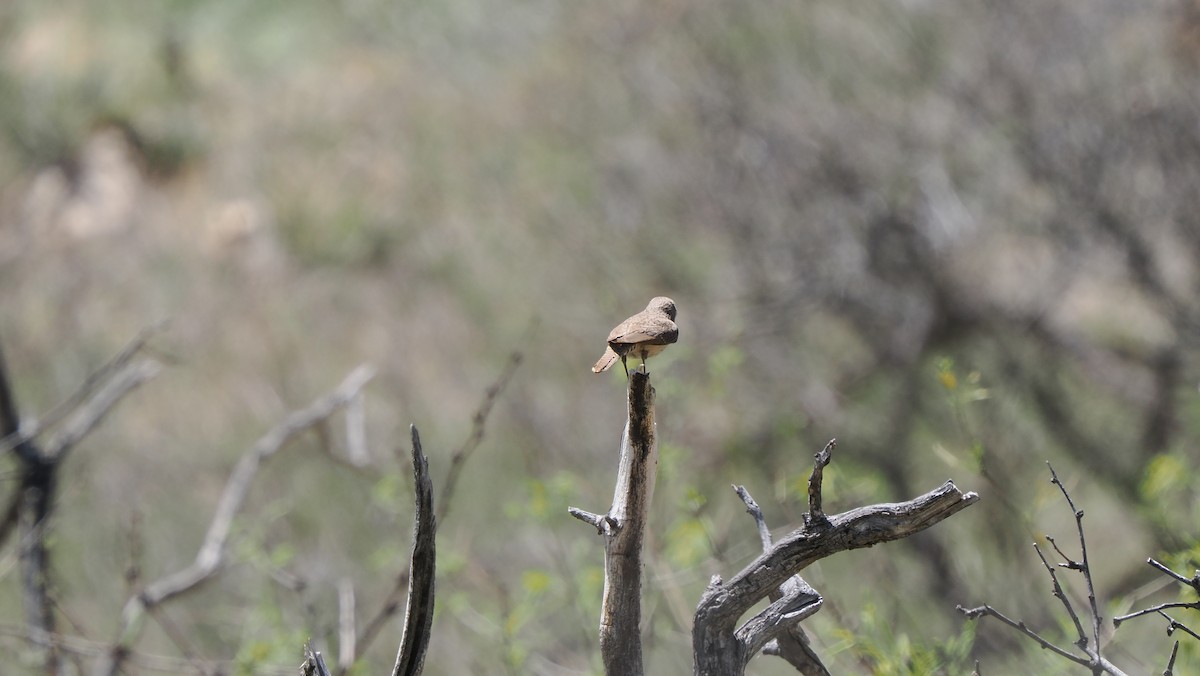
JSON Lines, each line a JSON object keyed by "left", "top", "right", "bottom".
{"left": 592, "top": 346, "right": 619, "bottom": 373}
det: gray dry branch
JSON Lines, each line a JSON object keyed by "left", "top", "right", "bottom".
{"left": 94, "top": 365, "right": 375, "bottom": 676}
{"left": 694, "top": 445, "right": 978, "bottom": 676}
{"left": 958, "top": 463, "right": 1130, "bottom": 676}
{"left": 569, "top": 369, "right": 657, "bottom": 676}
{"left": 0, "top": 331, "right": 161, "bottom": 674}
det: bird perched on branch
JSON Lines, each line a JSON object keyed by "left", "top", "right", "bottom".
{"left": 592, "top": 297, "right": 678, "bottom": 377}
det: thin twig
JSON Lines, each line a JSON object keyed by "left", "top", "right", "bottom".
{"left": 1048, "top": 462, "right": 1102, "bottom": 651}
{"left": 1157, "top": 610, "right": 1200, "bottom": 642}
{"left": 356, "top": 351, "right": 522, "bottom": 663}
{"left": 1114, "top": 602, "right": 1200, "bottom": 626}
{"left": 337, "top": 579, "right": 356, "bottom": 670}
{"left": 957, "top": 605, "right": 1092, "bottom": 667}
{"left": 96, "top": 365, "right": 374, "bottom": 676}
{"left": 0, "top": 322, "right": 167, "bottom": 457}
{"left": 0, "top": 623, "right": 294, "bottom": 675}
{"left": 1163, "top": 640, "right": 1179, "bottom": 676}
{"left": 437, "top": 350, "right": 523, "bottom": 523}
{"left": 43, "top": 360, "right": 161, "bottom": 459}
{"left": 1032, "top": 542, "right": 1089, "bottom": 649}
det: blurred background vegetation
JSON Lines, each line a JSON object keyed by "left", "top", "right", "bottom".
{"left": 3, "top": 0, "right": 1200, "bottom": 673}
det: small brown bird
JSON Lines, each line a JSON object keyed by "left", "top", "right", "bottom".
{"left": 592, "top": 296, "right": 678, "bottom": 377}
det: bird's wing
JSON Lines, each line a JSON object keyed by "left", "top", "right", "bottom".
{"left": 609, "top": 316, "right": 678, "bottom": 345}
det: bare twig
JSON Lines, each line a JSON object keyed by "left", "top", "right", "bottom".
{"left": 957, "top": 604, "right": 1092, "bottom": 667}
{"left": 1157, "top": 611, "right": 1200, "bottom": 642}
{"left": 1114, "top": 558, "right": 1200, "bottom": 633}
{"left": 0, "top": 322, "right": 166, "bottom": 458}
{"left": 337, "top": 579, "right": 356, "bottom": 670}
{"left": 0, "top": 331, "right": 163, "bottom": 674}
{"left": 95, "top": 365, "right": 375, "bottom": 676}
{"left": 0, "top": 623, "right": 294, "bottom": 675}
{"left": 390, "top": 424, "right": 437, "bottom": 676}
{"left": 568, "top": 507, "right": 614, "bottom": 534}
{"left": 1163, "top": 640, "right": 1179, "bottom": 676}
{"left": 1048, "top": 462, "right": 1102, "bottom": 651}
{"left": 356, "top": 352, "right": 520, "bottom": 663}
{"left": 437, "top": 349, "right": 522, "bottom": 523}
{"left": 43, "top": 360, "right": 161, "bottom": 460}
{"left": 570, "top": 370, "right": 658, "bottom": 676}
{"left": 959, "top": 465, "right": 1129, "bottom": 676}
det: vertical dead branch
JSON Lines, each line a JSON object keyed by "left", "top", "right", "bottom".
{"left": 302, "top": 641, "right": 333, "bottom": 676}
{"left": 391, "top": 425, "right": 437, "bottom": 676}
{"left": 357, "top": 353, "right": 520, "bottom": 665}
{"left": 569, "top": 370, "right": 658, "bottom": 676}
{"left": 337, "top": 579, "right": 356, "bottom": 671}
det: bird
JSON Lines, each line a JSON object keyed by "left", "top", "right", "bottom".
{"left": 592, "top": 297, "right": 678, "bottom": 377}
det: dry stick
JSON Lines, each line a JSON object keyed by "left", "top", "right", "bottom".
{"left": 436, "top": 349, "right": 523, "bottom": 523}
{"left": 43, "top": 360, "right": 162, "bottom": 460}
{"left": 1113, "top": 558, "right": 1200, "bottom": 629}
{"left": 959, "top": 463, "right": 1129, "bottom": 676}
{"left": 337, "top": 579, "right": 356, "bottom": 671}
{"left": 0, "top": 321, "right": 167, "bottom": 458}
{"left": 389, "top": 425, "right": 437, "bottom": 676}
{"left": 1156, "top": 611, "right": 1200, "bottom": 642}
{"left": 356, "top": 352, "right": 522, "bottom": 664}
{"left": 0, "top": 623, "right": 295, "bottom": 675}
{"left": 95, "top": 365, "right": 375, "bottom": 676}
{"left": 569, "top": 370, "right": 658, "bottom": 676}
{"left": 1048, "top": 463, "right": 1103, "bottom": 653}
{"left": 695, "top": 478, "right": 979, "bottom": 676}
{"left": 0, "top": 334, "right": 161, "bottom": 674}
{"left": 957, "top": 603, "right": 1090, "bottom": 665}
{"left": 1164, "top": 640, "right": 1180, "bottom": 676}
{"left": 732, "top": 482, "right": 829, "bottom": 676}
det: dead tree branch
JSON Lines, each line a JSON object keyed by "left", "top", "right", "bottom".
{"left": 695, "top": 443, "right": 978, "bottom": 676}
{"left": 390, "top": 425, "right": 437, "bottom": 676}
{"left": 95, "top": 365, "right": 375, "bottom": 676}
{"left": 301, "top": 641, "right": 333, "bottom": 676}
{"left": 958, "top": 463, "right": 1128, "bottom": 676}
{"left": 732, "top": 483, "right": 829, "bottom": 676}
{"left": 437, "top": 349, "right": 523, "bottom": 523}
{"left": 1113, "top": 558, "right": 1200, "bottom": 644}
{"left": 569, "top": 370, "right": 657, "bottom": 676}
{"left": 0, "top": 333, "right": 161, "bottom": 674}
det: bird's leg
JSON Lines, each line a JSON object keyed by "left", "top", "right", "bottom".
{"left": 639, "top": 358, "right": 648, "bottom": 374}
{"left": 621, "top": 355, "right": 629, "bottom": 378}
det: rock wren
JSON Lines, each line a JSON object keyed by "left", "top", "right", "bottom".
{"left": 592, "top": 297, "right": 678, "bottom": 377}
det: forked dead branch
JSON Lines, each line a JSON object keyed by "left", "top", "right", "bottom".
{"left": 572, "top": 372, "right": 980, "bottom": 675}
{"left": 961, "top": 463, "right": 1200, "bottom": 676}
